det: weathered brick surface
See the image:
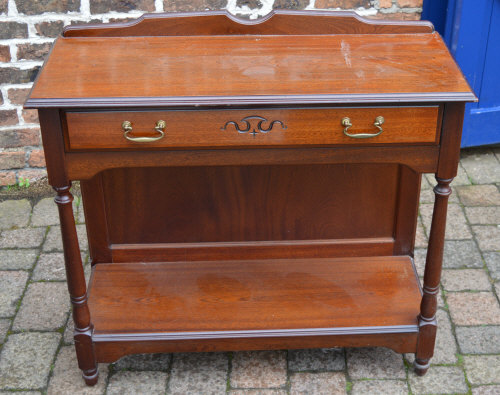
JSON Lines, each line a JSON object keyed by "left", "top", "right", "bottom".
{"left": 0, "top": 110, "right": 18, "bottom": 127}
{"left": 0, "top": 129, "right": 40, "bottom": 148}
{"left": 16, "top": 42, "right": 52, "bottom": 61}
{"left": 28, "top": 149, "right": 46, "bottom": 167}
{"left": 0, "top": 171, "right": 16, "bottom": 186}
{"left": 0, "top": 67, "right": 39, "bottom": 84}
{"left": 0, "top": 22, "right": 28, "bottom": 39}
{"left": 274, "top": 0, "right": 309, "bottom": 8}
{"left": 0, "top": 46, "right": 10, "bottom": 62}
{"left": 0, "top": 151, "right": 25, "bottom": 170}
{"left": 22, "top": 109, "right": 39, "bottom": 124}
{"left": 163, "top": 0, "right": 226, "bottom": 12}
{"left": 397, "top": 0, "right": 422, "bottom": 6}
{"left": 7, "top": 88, "right": 31, "bottom": 106}
{"left": 35, "top": 21, "right": 65, "bottom": 37}
{"left": 90, "top": 0, "right": 155, "bottom": 13}
{"left": 316, "top": 0, "right": 371, "bottom": 8}
{"left": 15, "top": 0, "right": 80, "bottom": 15}
{"left": 0, "top": 0, "right": 7, "bottom": 14}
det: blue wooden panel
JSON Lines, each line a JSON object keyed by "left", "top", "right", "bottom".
{"left": 423, "top": 0, "right": 500, "bottom": 147}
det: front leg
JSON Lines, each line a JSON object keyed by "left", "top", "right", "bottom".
{"left": 415, "top": 176, "right": 452, "bottom": 375}
{"left": 55, "top": 184, "right": 98, "bottom": 385}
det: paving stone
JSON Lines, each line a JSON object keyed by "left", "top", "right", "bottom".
{"left": 290, "top": 372, "right": 346, "bottom": 395}
{"left": 346, "top": 347, "right": 405, "bottom": 379}
{"left": 230, "top": 390, "right": 287, "bottom": 395}
{"left": 447, "top": 292, "right": 500, "bottom": 325}
{"left": 13, "top": 281, "right": 70, "bottom": 330}
{"left": 456, "top": 326, "right": 500, "bottom": 354}
{"left": 473, "top": 225, "right": 500, "bottom": 251}
{"left": 414, "top": 248, "right": 426, "bottom": 276}
{"left": 288, "top": 348, "right": 344, "bottom": 371}
{"left": 107, "top": 371, "right": 167, "bottom": 395}
{"left": 0, "top": 199, "right": 31, "bottom": 230}
{"left": 31, "top": 197, "right": 59, "bottom": 226}
{"left": 466, "top": 207, "right": 500, "bottom": 225}
{"left": 0, "top": 270, "right": 28, "bottom": 317}
{"left": 453, "top": 163, "right": 473, "bottom": 186}
{"left": 442, "top": 240, "right": 483, "bottom": 269}
{"left": 231, "top": 350, "right": 286, "bottom": 388}
{"left": 415, "top": 219, "right": 427, "bottom": 248}
{"left": 0, "top": 227, "right": 45, "bottom": 248}
{"left": 0, "top": 319, "right": 9, "bottom": 343}
{"left": 404, "top": 311, "right": 456, "bottom": 364}
{"left": 419, "top": 187, "right": 459, "bottom": 204}
{"left": 484, "top": 252, "right": 500, "bottom": 280}
{"left": 433, "top": 309, "right": 458, "bottom": 364}
{"left": 408, "top": 366, "right": 467, "bottom": 394}
{"left": 47, "top": 346, "right": 108, "bottom": 395}
{"left": 0, "top": 249, "right": 37, "bottom": 270}
{"left": 441, "top": 269, "right": 491, "bottom": 291}
{"left": 32, "top": 252, "right": 66, "bottom": 281}
{"left": 169, "top": 352, "right": 228, "bottom": 395}
{"left": 0, "top": 332, "right": 60, "bottom": 389}
{"left": 43, "top": 225, "right": 87, "bottom": 252}
{"left": 456, "top": 185, "right": 500, "bottom": 206}
{"left": 64, "top": 316, "right": 74, "bottom": 344}
{"left": 464, "top": 355, "right": 500, "bottom": 385}
{"left": 472, "top": 385, "right": 500, "bottom": 395}
{"left": 351, "top": 379, "right": 407, "bottom": 395}
{"left": 112, "top": 353, "right": 171, "bottom": 371}
{"left": 460, "top": 149, "right": 500, "bottom": 184}
{"left": 420, "top": 203, "right": 472, "bottom": 240}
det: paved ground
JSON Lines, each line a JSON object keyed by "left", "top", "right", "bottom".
{"left": 0, "top": 147, "right": 499, "bottom": 394}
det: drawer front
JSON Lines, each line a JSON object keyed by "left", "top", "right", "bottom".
{"left": 65, "top": 106, "right": 440, "bottom": 150}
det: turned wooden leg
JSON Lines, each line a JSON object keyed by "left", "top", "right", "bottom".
{"left": 415, "top": 176, "right": 452, "bottom": 376}
{"left": 55, "top": 184, "right": 98, "bottom": 386}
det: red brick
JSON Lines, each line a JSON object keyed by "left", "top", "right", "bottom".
{"left": 379, "top": 0, "right": 392, "bottom": 8}
{"left": 369, "top": 11, "right": 421, "bottom": 20}
{"left": 0, "top": 151, "right": 25, "bottom": 170}
{"left": 0, "top": 128, "right": 40, "bottom": 148}
{"left": 22, "top": 109, "right": 38, "bottom": 124}
{"left": 28, "top": 149, "right": 45, "bottom": 167}
{"left": 18, "top": 168, "right": 47, "bottom": 182}
{"left": 397, "top": 0, "right": 422, "bottom": 7}
{"left": 0, "top": 22, "right": 28, "bottom": 39}
{"left": 90, "top": 0, "right": 154, "bottom": 13}
{"left": 7, "top": 88, "right": 31, "bottom": 106}
{"left": 35, "top": 21, "right": 65, "bottom": 37}
{"left": 0, "top": 110, "right": 19, "bottom": 127}
{"left": 0, "top": 45, "right": 10, "bottom": 62}
{"left": 315, "top": 0, "right": 371, "bottom": 8}
{"left": 163, "top": 0, "right": 225, "bottom": 11}
{"left": 15, "top": 0, "right": 80, "bottom": 15}
{"left": 0, "top": 171, "right": 16, "bottom": 186}
{"left": 17, "top": 42, "right": 52, "bottom": 61}
{"left": 274, "top": 0, "right": 309, "bottom": 9}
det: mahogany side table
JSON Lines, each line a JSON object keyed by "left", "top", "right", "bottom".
{"left": 25, "top": 10, "right": 476, "bottom": 385}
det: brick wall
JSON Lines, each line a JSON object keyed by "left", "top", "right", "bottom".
{"left": 0, "top": 0, "right": 423, "bottom": 186}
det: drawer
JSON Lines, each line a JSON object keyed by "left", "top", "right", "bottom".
{"left": 65, "top": 106, "right": 440, "bottom": 151}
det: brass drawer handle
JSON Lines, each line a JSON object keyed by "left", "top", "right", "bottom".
{"left": 122, "top": 120, "right": 166, "bottom": 142}
{"left": 341, "top": 116, "right": 385, "bottom": 139}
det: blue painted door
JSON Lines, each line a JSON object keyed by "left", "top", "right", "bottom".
{"left": 423, "top": 0, "right": 500, "bottom": 147}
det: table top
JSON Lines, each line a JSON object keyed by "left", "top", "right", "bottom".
{"left": 27, "top": 32, "right": 475, "bottom": 108}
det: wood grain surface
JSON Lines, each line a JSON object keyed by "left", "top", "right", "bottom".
{"left": 65, "top": 106, "right": 440, "bottom": 150}
{"left": 63, "top": 10, "right": 434, "bottom": 37}
{"left": 88, "top": 256, "right": 421, "bottom": 334}
{"left": 26, "top": 33, "right": 475, "bottom": 108}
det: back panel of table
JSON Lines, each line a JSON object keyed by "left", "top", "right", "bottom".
{"left": 80, "top": 163, "right": 420, "bottom": 263}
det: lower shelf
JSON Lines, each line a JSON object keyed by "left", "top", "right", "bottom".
{"left": 87, "top": 255, "right": 421, "bottom": 343}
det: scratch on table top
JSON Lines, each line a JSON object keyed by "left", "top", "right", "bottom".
{"left": 341, "top": 40, "right": 352, "bottom": 68}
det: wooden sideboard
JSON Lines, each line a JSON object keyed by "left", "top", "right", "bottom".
{"left": 25, "top": 10, "right": 476, "bottom": 385}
